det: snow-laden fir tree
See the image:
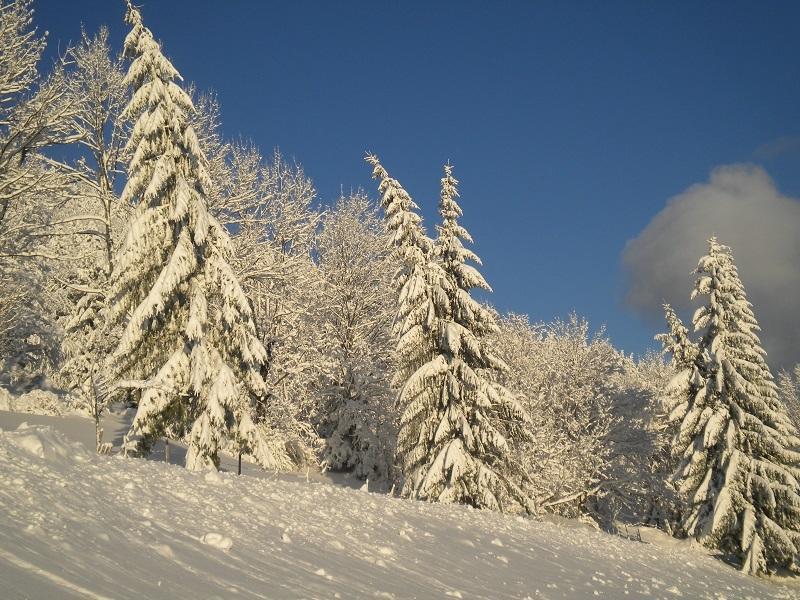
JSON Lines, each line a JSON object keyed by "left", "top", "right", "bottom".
{"left": 412, "top": 163, "right": 531, "bottom": 511}
{"left": 654, "top": 302, "right": 705, "bottom": 525}
{"left": 645, "top": 303, "right": 702, "bottom": 531}
{"left": 365, "top": 154, "right": 447, "bottom": 484}
{"left": 109, "top": 2, "right": 293, "bottom": 471}
{"left": 367, "top": 155, "right": 530, "bottom": 512}
{"left": 365, "top": 153, "right": 441, "bottom": 410}
{"left": 669, "top": 237, "right": 800, "bottom": 575}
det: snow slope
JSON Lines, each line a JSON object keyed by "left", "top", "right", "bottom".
{"left": 0, "top": 412, "right": 796, "bottom": 599}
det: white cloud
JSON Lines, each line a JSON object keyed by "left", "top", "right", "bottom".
{"left": 623, "top": 164, "right": 800, "bottom": 370}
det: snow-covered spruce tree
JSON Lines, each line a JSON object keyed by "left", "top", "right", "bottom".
{"left": 643, "top": 303, "right": 704, "bottom": 529}
{"left": 109, "top": 3, "right": 293, "bottom": 471}
{"left": 367, "top": 154, "right": 530, "bottom": 512}
{"left": 365, "top": 155, "right": 440, "bottom": 404}
{"left": 419, "top": 163, "right": 531, "bottom": 511}
{"left": 316, "top": 192, "right": 396, "bottom": 479}
{"left": 670, "top": 237, "right": 800, "bottom": 575}
{"left": 366, "top": 154, "right": 442, "bottom": 481}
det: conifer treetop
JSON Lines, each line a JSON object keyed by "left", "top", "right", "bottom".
{"left": 435, "top": 163, "right": 503, "bottom": 351}
{"left": 365, "top": 153, "right": 432, "bottom": 261}
{"left": 436, "top": 163, "right": 490, "bottom": 292}
{"left": 656, "top": 303, "right": 698, "bottom": 372}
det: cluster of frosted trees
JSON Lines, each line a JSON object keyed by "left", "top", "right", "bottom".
{"left": 1, "top": 0, "right": 798, "bottom": 576}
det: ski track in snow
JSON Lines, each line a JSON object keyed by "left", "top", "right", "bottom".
{"left": 0, "top": 411, "right": 797, "bottom": 599}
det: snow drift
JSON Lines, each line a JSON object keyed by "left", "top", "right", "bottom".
{"left": 0, "top": 414, "right": 795, "bottom": 599}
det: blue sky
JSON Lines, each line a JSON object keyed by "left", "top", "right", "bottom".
{"left": 35, "top": 0, "right": 800, "bottom": 359}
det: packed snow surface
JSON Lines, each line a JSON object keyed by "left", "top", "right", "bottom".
{"left": 0, "top": 411, "right": 796, "bottom": 599}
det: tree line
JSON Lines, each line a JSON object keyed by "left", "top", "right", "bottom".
{"left": 1, "top": 0, "right": 798, "bottom": 577}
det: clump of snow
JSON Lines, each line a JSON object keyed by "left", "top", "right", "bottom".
{"left": 2, "top": 423, "right": 89, "bottom": 463}
{"left": 0, "top": 388, "right": 73, "bottom": 417}
{"left": 151, "top": 544, "right": 175, "bottom": 560}
{"left": 203, "top": 469, "right": 225, "bottom": 485}
{"left": 200, "top": 533, "right": 233, "bottom": 551}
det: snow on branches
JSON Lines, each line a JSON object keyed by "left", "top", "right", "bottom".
{"left": 108, "top": 3, "right": 295, "bottom": 471}
{"left": 368, "top": 155, "right": 531, "bottom": 513}
{"left": 315, "top": 192, "right": 397, "bottom": 480}
{"left": 668, "top": 237, "right": 800, "bottom": 575}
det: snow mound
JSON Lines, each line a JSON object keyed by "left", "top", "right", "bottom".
{"left": 200, "top": 533, "right": 233, "bottom": 550}
{"left": 203, "top": 469, "right": 226, "bottom": 485}
{"left": 0, "top": 388, "right": 74, "bottom": 416}
{"left": 2, "top": 423, "right": 89, "bottom": 463}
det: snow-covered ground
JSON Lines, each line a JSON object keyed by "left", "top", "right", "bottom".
{"left": 0, "top": 411, "right": 797, "bottom": 599}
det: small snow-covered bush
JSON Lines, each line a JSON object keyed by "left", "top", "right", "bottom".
{"left": 0, "top": 387, "right": 69, "bottom": 416}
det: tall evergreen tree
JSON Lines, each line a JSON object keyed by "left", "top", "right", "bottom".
{"left": 670, "top": 237, "right": 800, "bottom": 575}
{"left": 365, "top": 154, "right": 441, "bottom": 401}
{"left": 654, "top": 305, "right": 701, "bottom": 532}
{"left": 109, "top": 2, "right": 293, "bottom": 471}
{"left": 418, "top": 163, "right": 530, "bottom": 511}
{"left": 367, "top": 155, "right": 530, "bottom": 512}
{"left": 366, "top": 154, "right": 444, "bottom": 484}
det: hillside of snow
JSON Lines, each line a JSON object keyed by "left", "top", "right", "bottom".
{"left": 0, "top": 410, "right": 797, "bottom": 600}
